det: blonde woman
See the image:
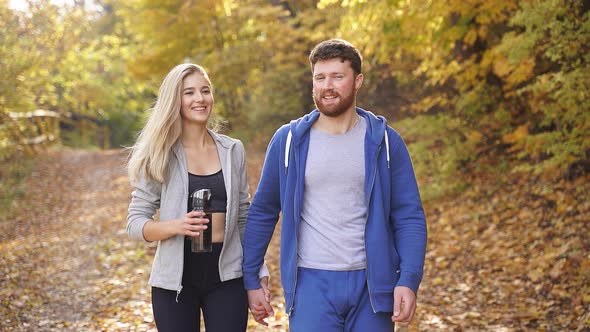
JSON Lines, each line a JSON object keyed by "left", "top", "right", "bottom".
{"left": 127, "top": 63, "right": 269, "bottom": 331}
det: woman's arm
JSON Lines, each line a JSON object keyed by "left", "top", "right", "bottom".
{"left": 127, "top": 176, "right": 161, "bottom": 242}
{"left": 127, "top": 175, "right": 207, "bottom": 242}
{"left": 142, "top": 211, "right": 209, "bottom": 242}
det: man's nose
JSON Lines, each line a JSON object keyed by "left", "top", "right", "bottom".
{"left": 317, "top": 79, "right": 334, "bottom": 92}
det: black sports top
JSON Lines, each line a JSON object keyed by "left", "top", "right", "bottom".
{"left": 187, "top": 170, "right": 227, "bottom": 213}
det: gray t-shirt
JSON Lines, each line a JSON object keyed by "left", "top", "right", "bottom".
{"left": 298, "top": 116, "right": 367, "bottom": 270}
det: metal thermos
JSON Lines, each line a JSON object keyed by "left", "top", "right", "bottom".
{"left": 191, "top": 188, "right": 212, "bottom": 253}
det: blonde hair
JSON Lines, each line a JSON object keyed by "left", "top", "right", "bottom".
{"left": 127, "top": 63, "right": 213, "bottom": 183}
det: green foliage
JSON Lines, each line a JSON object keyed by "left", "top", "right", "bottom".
{"left": 2, "top": 0, "right": 588, "bottom": 199}
{"left": 0, "top": 156, "right": 34, "bottom": 218}
{"left": 501, "top": 0, "right": 590, "bottom": 174}
{"left": 117, "top": 0, "right": 334, "bottom": 144}
{"left": 1, "top": 0, "right": 149, "bottom": 151}
{"left": 330, "top": 0, "right": 589, "bottom": 199}
{"left": 395, "top": 114, "right": 472, "bottom": 201}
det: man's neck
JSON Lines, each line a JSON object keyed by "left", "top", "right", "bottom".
{"left": 313, "top": 108, "right": 359, "bottom": 135}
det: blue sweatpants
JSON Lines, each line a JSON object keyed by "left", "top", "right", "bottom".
{"left": 289, "top": 267, "right": 394, "bottom": 332}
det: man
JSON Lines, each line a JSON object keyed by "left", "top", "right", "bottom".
{"left": 243, "top": 39, "right": 427, "bottom": 331}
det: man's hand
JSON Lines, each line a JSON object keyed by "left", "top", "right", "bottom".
{"left": 392, "top": 286, "right": 417, "bottom": 322}
{"left": 247, "top": 288, "right": 274, "bottom": 326}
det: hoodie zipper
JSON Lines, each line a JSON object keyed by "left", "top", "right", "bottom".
{"left": 218, "top": 143, "right": 234, "bottom": 279}
{"left": 364, "top": 144, "right": 381, "bottom": 313}
{"left": 176, "top": 148, "right": 189, "bottom": 303}
{"left": 287, "top": 138, "right": 299, "bottom": 315}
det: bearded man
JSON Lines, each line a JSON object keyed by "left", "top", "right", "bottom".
{"left": 242, "top": 39, "right": 428, "bottom": 332}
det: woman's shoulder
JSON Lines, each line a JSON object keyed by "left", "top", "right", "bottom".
{"left": 209, "top": 131, "right": 246, "bottom": 156}
{"left": 210, "top": 131, "right": 242, "bottom": 146}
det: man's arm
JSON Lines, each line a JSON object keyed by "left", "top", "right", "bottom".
{"left": 388, "top": 129, "right": 427, "bottom": 300}
{"left": 242, "top": 130, "right": 286, "bottom": 326}
{"left": 242, "top": 129, "right": 284, "bottom": 290}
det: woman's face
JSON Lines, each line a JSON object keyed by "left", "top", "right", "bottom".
{"left": 180, "top": 72, "right": 214, "bottom": 125}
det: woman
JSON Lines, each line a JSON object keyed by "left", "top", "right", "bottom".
{"left": 126, "top": 63, "right": 269, "bottom": 331}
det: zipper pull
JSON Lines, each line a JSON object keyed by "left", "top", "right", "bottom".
{"left": 176, "top": 286, "right": 183, "bottom": 303}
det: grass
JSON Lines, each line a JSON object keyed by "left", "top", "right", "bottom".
{"left": 0, "top": 155, "right": 34, "bottom": 221}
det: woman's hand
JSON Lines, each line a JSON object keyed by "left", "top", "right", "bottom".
{"left": 260, "top": 276, "right": 270, "bottom": 303}
{"left": 142, "top": 211, "right": 209, "bottom": 242}
{"left": 174, "top": 211, "right": 209, "bottom": 237}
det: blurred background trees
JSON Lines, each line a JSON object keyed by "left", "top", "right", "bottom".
{"left": 1, "top": 0, "right": 588, "bottom": 200}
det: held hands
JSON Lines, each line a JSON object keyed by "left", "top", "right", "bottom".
{"left": 392, "top": 286, "right": 417, "bottom": 323}
{"left": 248, "top": 277, "right": 274, "bottom": 326}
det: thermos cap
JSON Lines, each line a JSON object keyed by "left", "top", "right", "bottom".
{"left": 193, "top": 188, "right": 211, "bottom": 200}
{"left": 192, "top": 188, "right": 211, "bottom": 210}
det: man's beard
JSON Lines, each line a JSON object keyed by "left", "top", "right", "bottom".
{"left": 313, "top": 87, "right": 356, "bottom": 118}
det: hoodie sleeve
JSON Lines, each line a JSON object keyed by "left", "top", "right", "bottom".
{"left": 235, "top": 140, "right": 251, "bottom": 240}
{"left": 388, "top": 129, "right": 427, "bottom": 294}
{"left": 242, "top": 127, "right": 285, "bottom": 290}
{"left": 127, "top": 175, "right": 161, "bottom": 242}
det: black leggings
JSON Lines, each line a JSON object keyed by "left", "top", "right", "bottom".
{"left": 151, "top": 243, "right": 248, "bottom": 332}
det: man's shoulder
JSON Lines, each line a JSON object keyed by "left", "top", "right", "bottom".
{"left": 385, "top": 125, "right": 403, "bottom": 141}
{"left": 271, "top": 123, "right": 292, "bottom": 140}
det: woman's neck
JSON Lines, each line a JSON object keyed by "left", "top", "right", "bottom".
{"left": 181, "top": 123, "right": 212, "bottom": 149}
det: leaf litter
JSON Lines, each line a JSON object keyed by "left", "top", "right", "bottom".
{"left": 0, "top": 148, "right": 588, "bottom": 331}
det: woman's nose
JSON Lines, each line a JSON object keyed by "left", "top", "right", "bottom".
{"left": 193, "top": 92, "right": 204, "bottom": 102}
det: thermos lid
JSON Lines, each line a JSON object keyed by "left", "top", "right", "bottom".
{"left": 192, "top": 188, "right": 211, "bottom": 209}
{"left": 193, "top": 188, "right": 211, "bottom": 199}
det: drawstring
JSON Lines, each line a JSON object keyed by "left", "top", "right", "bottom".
{"left": 384, "top": 129, "right": 390, "bottom": 168}
{"left": 285, "top": 130, "right": 292, "bottom": 173}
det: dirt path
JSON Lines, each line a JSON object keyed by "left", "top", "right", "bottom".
{"left": 0, "top": 149, "right": 152, "bottom": 331}
{"left": 0, "top": 148, "right": 287, "bottom": 331}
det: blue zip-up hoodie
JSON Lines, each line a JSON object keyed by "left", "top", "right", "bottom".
{"left": 243, "top": 107, "right": 427, "bottom": 314}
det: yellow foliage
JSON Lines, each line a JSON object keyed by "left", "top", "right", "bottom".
{"left": 463, "top": 28, "right": 478, "bottom": 46}
{"left": 467, "top": 130, "right": 483, "bottom": 144}
{"left": 492, "top": 54, "right": 535, "bottom": 89}
{"left": 492, "top": 55, "right": 512, "bottom": 78}
{"left": 505, "top": 57, "right": 535, "bottom": 87}
{"left": 502, "top": 124, "right": 529, "bottom": 144}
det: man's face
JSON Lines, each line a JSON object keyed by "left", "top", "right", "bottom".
{"left": 312, "top": 58, "right": 362, "bottom": 117}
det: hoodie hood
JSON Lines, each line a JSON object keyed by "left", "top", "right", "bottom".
{"left": 285, "top": 107, "right": 391, "bottom": 170}
{"left": 288, "top": 107, "right": 387, "bottom": 145}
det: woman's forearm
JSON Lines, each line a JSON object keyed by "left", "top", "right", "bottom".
{"left": 142, "top": 219, "right": 177, "bottom": 242}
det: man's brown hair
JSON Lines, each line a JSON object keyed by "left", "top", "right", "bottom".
{"left": 309, "top": 39, "right": 363, "bottom": 76}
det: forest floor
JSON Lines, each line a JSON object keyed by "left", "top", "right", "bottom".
{"left": 0, "top": 148, "right": 588, "bottom": 331}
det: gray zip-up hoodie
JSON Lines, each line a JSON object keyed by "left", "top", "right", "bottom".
{"left": 127, "top": 130, "right": 267, "bottom": 294}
